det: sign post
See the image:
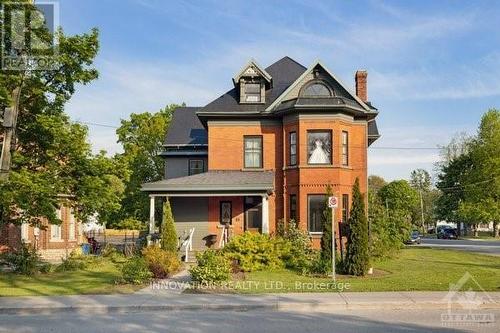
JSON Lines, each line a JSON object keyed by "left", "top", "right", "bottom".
{"left": 328, "top": 196, "right": 338, "bottom": 281}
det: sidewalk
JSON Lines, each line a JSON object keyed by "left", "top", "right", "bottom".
{"left": 1, "top": 291, "right": 499, "bottom": 315}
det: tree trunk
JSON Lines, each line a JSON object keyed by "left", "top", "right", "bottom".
{"left": 494, "top": 222, "right": 499, "bottom": 238}
{"left": 473, "top": 224, "right": 478, "bottom": 237}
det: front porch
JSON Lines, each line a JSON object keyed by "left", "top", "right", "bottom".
{"left": 141, "top": 170, "right": 275, "bottom": 251}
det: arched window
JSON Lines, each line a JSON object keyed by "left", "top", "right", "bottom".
{"left": 301, "top": 82, "right": 332, "bottom": 97}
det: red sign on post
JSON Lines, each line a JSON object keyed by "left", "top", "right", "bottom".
{"left": 328, "top": 196, "right": 338, "bottom": 208}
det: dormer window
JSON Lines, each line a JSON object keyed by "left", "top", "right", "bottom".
{"left": 244, "top": 82, "right": 262, "bottom": 103}
{"left": 233, "top": 59, "right": 272, "bottom": 105}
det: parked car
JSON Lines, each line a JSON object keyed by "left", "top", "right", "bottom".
{"left": 406, "top": 230, "right": 421, "bottom": 245}
{"left": 437, "top": 228, "right": 458, "bottom": 239}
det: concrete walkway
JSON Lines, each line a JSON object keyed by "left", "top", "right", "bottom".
{"left": 1, "top": 291, "right": 499, "bottom": 315}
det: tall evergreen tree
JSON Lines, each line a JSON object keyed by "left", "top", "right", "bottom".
{"left": 161, "top": 199, "right": 178, "bottom": 252}
{"left": 345, "top": 178, "right": 369, "bottom": 276}
{"left": 320, "top": 185, "right": 333, "bottom": 263}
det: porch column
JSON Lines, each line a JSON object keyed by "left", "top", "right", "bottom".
{"left": 149, "top": 196, "right": 155, "bottom": 234}
{"left": 262, "top": 194, "right": 269, "bottom": 234}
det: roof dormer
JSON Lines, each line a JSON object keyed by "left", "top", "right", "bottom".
{"left": 233, "top": 59, "right": 272, "bottom": 104}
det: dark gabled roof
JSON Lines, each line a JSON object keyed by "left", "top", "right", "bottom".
{"left": 141, "top": 170, "right": 275, "bottom": 193}
{"left": 164, "top": 107, "right": 207, "bottom": 146}
{"left": 198, "top": 56, "right": 307, "bottom": 114}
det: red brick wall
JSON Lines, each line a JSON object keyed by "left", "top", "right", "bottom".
{"left": 0, "top": 223, "right": 21, "bottom": 253}
{"left": 207, "top": 116, "right": 368, "bottom": 248}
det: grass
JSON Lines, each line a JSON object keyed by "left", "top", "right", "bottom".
{"left": 232, "top": 248, "right": 500, "bottom": 293}
{"left": 0, "top": 257, "right": 143, "bottom": 297}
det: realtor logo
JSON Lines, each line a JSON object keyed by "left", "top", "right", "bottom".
{"left": 441, "top": 272, "right": 496, "bottom": 327}
{"left": 1, "top": 1, "right": 59, "bottom": 70}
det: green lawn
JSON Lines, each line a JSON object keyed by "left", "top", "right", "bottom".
{"left": 0, "top": 258, "right": 143, "bottom": 297}
{"left": 232, "top": 248, "right": 500, "bottom": 293}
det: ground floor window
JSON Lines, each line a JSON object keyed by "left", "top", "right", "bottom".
{"left": 342, "top": 194, "right": 349, "bottom": 223}
{"left": 308, "top": 194, "right": 326, "bottom": 233}
{"left": 289, "top": 194, "right": 297, "bottom": 221}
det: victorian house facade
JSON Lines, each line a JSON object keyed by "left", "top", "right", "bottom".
{"left": 142, "top": 56, "right": 380, "bottom": 250}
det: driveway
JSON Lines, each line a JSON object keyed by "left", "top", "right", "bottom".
{"left": 417, "top": 238, "right": 500, "bottom": 256}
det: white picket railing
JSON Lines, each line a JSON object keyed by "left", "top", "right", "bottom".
{"left": 217, "top": 225, "right": 230, "bottom": 248}
{"left": 179, "top": 228, "right": 195, "bottom": 262}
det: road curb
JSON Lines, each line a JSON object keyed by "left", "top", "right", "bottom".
{"left": 1, "top": 301, "right": 499, "bottom": 315}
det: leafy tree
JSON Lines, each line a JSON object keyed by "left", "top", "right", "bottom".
{"left": 378, "top": 180, "right": 419, "bottom": 213}
{"left": 410, "top": 169, "right": 432, "bottom": 192}
{"left": 345, "top": 178, "right": 369, "bottom": 276}
{"left": 368, "top": 191, "right": 402, "bottom": 258}
{"left": 436, "top": 109, "right": 500, "bottom": 237}
{"left": 161, "top": 199, "right": 177, "bottom": 252}
{"left": 409, "top": 169, "right": 437, "bottom": 232}
{"left": 378, "top": 180, "right": 419, "bottom": 240}
{"left": 368, "top": 175, "right": 386, "bottom": 194}
{"left": 115, "top": 104, "right": 183, "bottom": 222}
{"left": 320, "top": 185, "right": 333, "bottom": 264}
{"left": 0, "top": 14, "right": 124, "bottom": 227}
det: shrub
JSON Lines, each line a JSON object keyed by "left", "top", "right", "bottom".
{"left": 102, "top": 244, "right": 127, "bottom": 263}
{"left": 56, "top": 253, "right": 103, "bottom": 272}
{"left": 56, "top": 256, "right": 86, "bottom": 272}
{"left": 121, "top": 256, "right": 152, "bottom": 284}
{"left": 344, "top": 178, "right": 370, "bottom": 276}
{"left": 161, "top": 199, "right": 178, "bottom": 252}
{"left": 223, "top": 232, "right": 285, "bottom": 272}
{"left": 39, "top": 262, "right": 55, "bottom": 273}
{"left": 276, "top": 219, "right": 314, "bottom": 274}
{"left": 142, "top": 245, "right": 180, "bottom": 278}
{"left": 3, "top": 244, "right": 40, "bottom": 275}
{"left": 189, "top": 250, "right": 231, "bottom": 283}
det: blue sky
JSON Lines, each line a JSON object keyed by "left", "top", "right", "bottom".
{"left": 60, "top": 0, "right": 500, "bottom": 181}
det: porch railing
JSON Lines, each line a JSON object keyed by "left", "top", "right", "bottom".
{"left": 179, "top": 228, "right": 195, "bottom": 262}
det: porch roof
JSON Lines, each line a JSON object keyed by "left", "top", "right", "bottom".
{"left": 141, "top": 170, "right": 274, "bottom": 195}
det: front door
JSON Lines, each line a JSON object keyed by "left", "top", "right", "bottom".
{"left": 244, "top": 196, "right": 262, "bottom": 233}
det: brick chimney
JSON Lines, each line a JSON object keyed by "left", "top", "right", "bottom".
{"left": 355, "top": 70, "right": 368, "bottom": 102}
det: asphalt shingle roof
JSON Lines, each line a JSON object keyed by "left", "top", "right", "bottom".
{"left": 141, "top": 170, "right": 275, "bottom": 192}
{"left": 198, "top": 56, "right": 307, "bottom": 113}
{"left": 164, "top": 107, "right": 207, "bottom": 146}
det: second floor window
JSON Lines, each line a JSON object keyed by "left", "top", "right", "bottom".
{"left": 244, "top": 136, "right": 263, "bottom": 168}
{"left": 189, "top": 159, "right": 204, "bottom": 175}
{"left": 307, "top": 131, "right": 332, "bottom": 165}
{"left": 342, "top": 131, "right": 349, "bottom": 166}
{"left": 289, "top": 132, "right": 297, "bottom": 166}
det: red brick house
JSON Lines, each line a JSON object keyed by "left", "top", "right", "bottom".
{"left": 142, "top": 57, "right": 379, "bottom": 249}
{"left": 0, "top": 202, "right": 82, "bottom": 261}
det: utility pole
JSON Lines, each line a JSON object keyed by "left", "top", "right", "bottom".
{"left": 0, "top": 87, "right": 21, "bottom": 181}
{"left": 419, "top": 190, "right": 425, "bottom": 234}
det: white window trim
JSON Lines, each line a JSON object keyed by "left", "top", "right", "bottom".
{"left": 21, "top": 223, "right": 29, "bottom": 243}
{"left": 50, "top": 208, "right": 63, "bottom": 242}
{"left": 69, "top": 209, "right": 76, "bottom": 241}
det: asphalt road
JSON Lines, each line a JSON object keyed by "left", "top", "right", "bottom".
{"left": 0, "top": 308, "right": 498, "bottom": 333}
{"left": 417, "top": 238, "right": 500, "bottom": 255}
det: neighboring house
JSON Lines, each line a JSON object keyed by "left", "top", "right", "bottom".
{"left": 142, "top": 56, "right": 380, "bottom": 250}
{"left": 0, "top": 202, "right": 82, "bottom": 261}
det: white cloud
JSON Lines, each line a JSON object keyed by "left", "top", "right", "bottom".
{"left": 370, "top": 53, "right": 500, "bottom": 100}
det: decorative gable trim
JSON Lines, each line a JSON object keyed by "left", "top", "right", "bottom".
{"left": 265, "top": 60, "right": 373, "bottom": 113}
{"left": 232, "top": 58, "right": 272, "bottom": 85}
